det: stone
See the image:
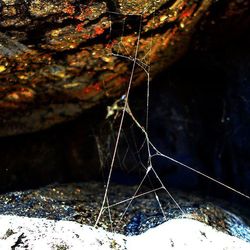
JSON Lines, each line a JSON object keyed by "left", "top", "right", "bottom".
{"left": 0, "top": 182, "right": 249, "bottom": 241}
{"left": 0, "top": 0, "right": 249, "bottom": 136}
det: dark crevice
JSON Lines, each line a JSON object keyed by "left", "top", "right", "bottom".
{"left": 11, "top": 233, "right": 25, "bottom": 250}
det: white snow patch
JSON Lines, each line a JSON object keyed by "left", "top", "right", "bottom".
{"left": 127, "top": 218, "right": 250, "bottom": 250}
{"left": 0, "top": 215, "right": 249, "bottom": 250}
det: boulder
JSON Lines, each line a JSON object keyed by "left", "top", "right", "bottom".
{"left": 0, "top": 0, "right": 249, "bottom": 136}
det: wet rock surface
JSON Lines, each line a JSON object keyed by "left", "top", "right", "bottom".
{"left": 0, "top": 182, "right": 249, "bottom": 242}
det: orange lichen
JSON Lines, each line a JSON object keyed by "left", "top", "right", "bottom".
{"left": 82, "top": 34, "right": 91, "bottom": 40}
{"left": 1, "top": 0, "right": 230, "bottom": 136}
{"left": 76, "top": 5, "right": 93, "bottom": 21}
{"left": 179, "top": 4, "right": 197, "bottom": 19}
{"left": 83, "top": 83, "right": 102, "bottom": 94}
{"left": 76, "top": 23, "right": 85, "bottom": 32}
{"left": 94, "top": 26, "right": 105, "bottom": 35}
{"left": 63, "top": 3, "right": 75, "bottom": 16}
{"left": 66, "top": 81, "right": 105, "bottom": 101}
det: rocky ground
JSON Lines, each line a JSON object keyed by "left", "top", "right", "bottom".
{"left": 0, "top": 182, "right": 249, "bottom": 239}
{"left": 0, "top": 182, "right": 250, "bottom": 249}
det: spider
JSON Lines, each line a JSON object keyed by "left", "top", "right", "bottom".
{"left": 106, "top": 94, "right": 126, "bottom": 119}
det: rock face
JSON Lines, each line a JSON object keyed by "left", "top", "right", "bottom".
{"left": 0, "top": 0, "right": 249, "bottom": 136}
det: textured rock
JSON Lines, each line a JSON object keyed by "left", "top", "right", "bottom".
{"left": 0, "top": 182, "right": 249, "bottom": 241}
{"left": 0, "top": 0, "right": 249, "bottom": 136}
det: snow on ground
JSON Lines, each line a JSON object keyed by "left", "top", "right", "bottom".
{"left": 0, "top": 215, "right": 249, "bottom": 250}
